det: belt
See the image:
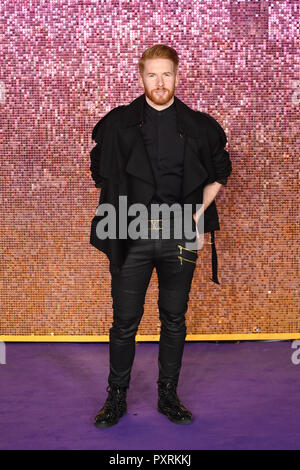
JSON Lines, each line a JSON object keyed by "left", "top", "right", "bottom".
{"left": 147, "top": 218, "right": 163, "bottom": 230}
{"left": 209, "top": 230, "right": 220, "bottom": 285}
{"left": 147, "top": 217, "right": 183, "bottom": 230}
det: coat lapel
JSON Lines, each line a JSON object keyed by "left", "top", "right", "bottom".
{"left": 119, "top": 93, "right": 209, "bottom": 200}
{"left": 181, "top": 135, "right": 208, "bottom": 200}
{"left": 124, "top": 128, "right": 156, "bottom": 187}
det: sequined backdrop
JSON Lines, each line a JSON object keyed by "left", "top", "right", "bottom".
{"left": 1, "top": 0, "right": 299, "bottom": 337}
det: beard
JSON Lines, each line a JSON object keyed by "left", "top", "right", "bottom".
{"left": 144, "top": 83, "right": 175, "bottom": 106}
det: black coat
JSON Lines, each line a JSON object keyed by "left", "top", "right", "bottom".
{"left": 89, "top": 93, "right": 232, "bottom": 284}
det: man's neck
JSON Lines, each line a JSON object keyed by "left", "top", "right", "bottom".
{"left": 145, "top": 95, "right": 175, "bottom": 111}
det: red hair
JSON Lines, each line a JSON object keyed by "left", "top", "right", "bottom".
{"left": 138, "top": 44, "right": 179, "bottom": 74}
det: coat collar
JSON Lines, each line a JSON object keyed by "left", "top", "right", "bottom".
{"left": 119, "top": 93, "right": 200, "bottom": 138}
{"left": 117, "top": 93, "right": 209, "bottom": 202}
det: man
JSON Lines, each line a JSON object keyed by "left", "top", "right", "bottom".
{"left": 90, "top": 44, "right": 232, "bottom": 427}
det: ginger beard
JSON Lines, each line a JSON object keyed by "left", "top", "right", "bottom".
{"left": 143, "top": 82, "right": 176, "bottom": 106}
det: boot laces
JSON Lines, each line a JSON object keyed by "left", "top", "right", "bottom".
{"left": 159, "top": 383, "right": 181, "bottom": 406}
{"left": 104, "top": 385, "right": 127, "bottom": 416}
{"left": 106, "top": 385, "right": 126, "bottom": 409}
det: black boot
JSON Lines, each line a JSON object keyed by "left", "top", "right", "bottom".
{"left": 157, "top": 381, "right": 193, "bottom": 424}
{"left": 94, "top": 384, "right": 128, "bottom": 428}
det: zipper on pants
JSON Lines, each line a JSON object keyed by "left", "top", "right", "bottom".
{"left": 177, "top": 244, "right": 197, "bottom": 265}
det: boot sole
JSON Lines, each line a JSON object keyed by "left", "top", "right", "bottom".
{"left": 94, "top": 409, "right": 127, "bottom": 428}
{"left": 157, "top": 406, "right": 193, "bottom": 425}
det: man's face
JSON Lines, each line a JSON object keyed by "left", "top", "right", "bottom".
{"left": 139, "top": 58, "right": 179, "bottom": 107}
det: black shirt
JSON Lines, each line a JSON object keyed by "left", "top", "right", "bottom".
{"left": 140, "top": 96, "right": 227, "bottom": 208}
{"left": 141, "top": 99, "right": 184, "bottom": 205}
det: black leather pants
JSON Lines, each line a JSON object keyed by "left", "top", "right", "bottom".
{"left": 108, "top": 215, "right": 198, "bottom": 389}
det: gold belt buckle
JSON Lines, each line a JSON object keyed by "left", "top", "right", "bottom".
{"left": 150, "top": 219, "right": 161, "bottom": 230}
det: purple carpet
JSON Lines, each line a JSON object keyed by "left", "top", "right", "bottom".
{"left": 0, "top": 341, "right": 299, "bottom": 450}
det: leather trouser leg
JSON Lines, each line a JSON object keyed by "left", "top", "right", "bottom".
{"left": 108, "top": 217, "right": 198, "bottom": 389}
{"left": 108, "top": 236, "right": 154, "bottom": 388}
{"left": 155, "top": 226, "right": 197, "bottom": 387}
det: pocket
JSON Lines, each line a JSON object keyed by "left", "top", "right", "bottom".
{"left": 177, "top": 244, "right": 198, "bottom": 265}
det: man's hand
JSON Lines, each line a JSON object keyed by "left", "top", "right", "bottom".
{"left": 192, "top": 209, "right": 205, "bottom": 250}
{"left": 192, "top": 181, "right": 223, "bottom": 251}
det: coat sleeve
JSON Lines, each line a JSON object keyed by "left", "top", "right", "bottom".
{"left": 90, "top": 142, "right": 105, "bottom": 188}
{"left": 89, "top": 106, "right": 123, "bottom": 188}
{"left": 216, "top": 177, "right": 228, "bottom": 185}
{"left": 210, "top": 122, "right": 232, "bottom": 183}
{"left": 89, "top": 112, "right": 110, "bottom": 188}
{"left": 202, "top": 113, "right": 232, "bottom": 185}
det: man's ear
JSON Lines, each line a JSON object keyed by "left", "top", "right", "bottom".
{"left": 138, "top": 75, "right": 144, "bottom": 90}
